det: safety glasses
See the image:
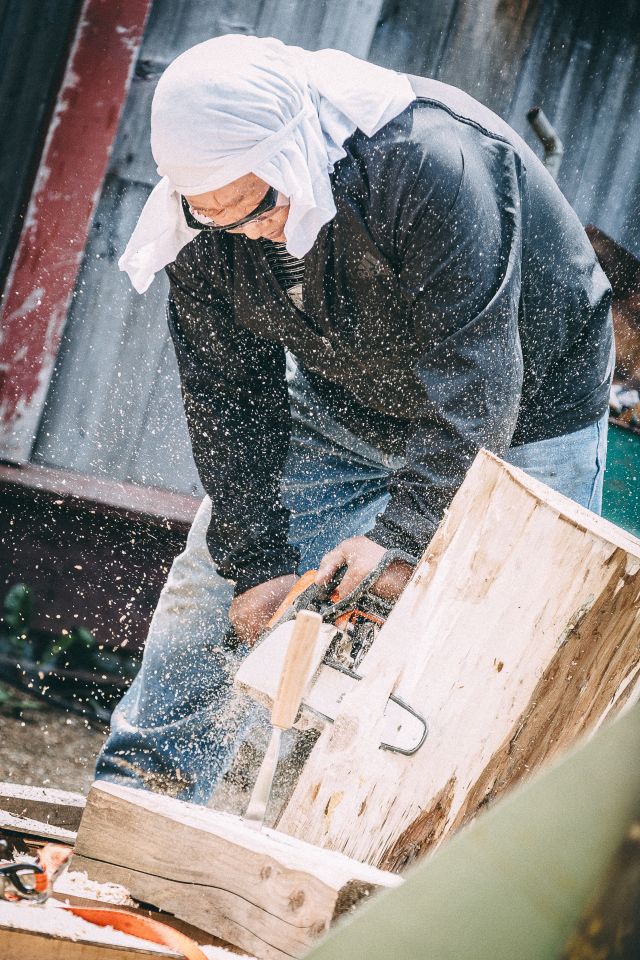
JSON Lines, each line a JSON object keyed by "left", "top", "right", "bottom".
{"left": 181, "top": 186, "right": 278, "bottom": 232}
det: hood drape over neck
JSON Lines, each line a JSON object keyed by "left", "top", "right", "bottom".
{"left": 119, "top": 34, "right": 414, "bottom": 293}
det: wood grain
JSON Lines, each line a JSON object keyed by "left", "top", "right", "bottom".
{"left": 278, "top": 451, "right": 640, "bottom": 869}
{"left": 271, "top": 612, "right": 322, "bottom": 730}
{"left": 74, "top": 782, "right": 400, "bottom": 960}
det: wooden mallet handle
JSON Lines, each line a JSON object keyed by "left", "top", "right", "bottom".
{"left": 271, "top": 611, "right": 322, "bottom": 730}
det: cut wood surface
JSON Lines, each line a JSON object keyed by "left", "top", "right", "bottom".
{"left": 278, "top": 450, "right": 640, "bottom": 869}
{"left": 0, "top": 781, "right": 86, "bottom": 830}
{"left": 73, "top": 782, "right": 400, "bottom": 960}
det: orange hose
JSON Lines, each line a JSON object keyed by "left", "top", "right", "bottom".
{"left": 63, "top": 906, "right": 208, "bottom": 960}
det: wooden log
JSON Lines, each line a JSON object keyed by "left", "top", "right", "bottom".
{"left": 277, "top": 450, "right": 640, "bottom": 869}
{"left": 0, "top": 782, "right": 86, "bottom": 831}
{"left": 305, "top": 695, "right": 640, "bottom": 960}
{"left": 0, "top": 799, "right": 240, "bottom": 953}
{"left": 73, "top": 782, "right": 400, "bottom": 960}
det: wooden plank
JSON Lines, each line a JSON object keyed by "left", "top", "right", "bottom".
{"left": 278, "top": 450, "right": 640, "bottom": 869}
{"left": 73, "top": 782, "right": 401, "bottom": 960}
{"left": 0, "top": 809, "right": 76, "bottom": 845}
{"left": 0, "top": 0, "right": 152, "bottom": 463}
{"left": 54, "top": 867, "right": 248, "bottom": 953}
{"left": 0, "top": 782, "right": 85, "bottom": 831}
{"left": 0, "top": 463, "right": 199, "bottom": 530}
{"left": 0, "top": 836, "right": 241, "bottom": 955}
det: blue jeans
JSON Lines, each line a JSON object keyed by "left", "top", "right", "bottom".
{"left": 95, "top": 363, "right": 608, "bottom": 802}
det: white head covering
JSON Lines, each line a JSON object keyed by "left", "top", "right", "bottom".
{"left": 119, "top": 35, "right": 414, "bottom": 293}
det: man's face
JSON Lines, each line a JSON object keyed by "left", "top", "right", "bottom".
{"left": 184, "top": 172, "right": 289, "bottom": 242}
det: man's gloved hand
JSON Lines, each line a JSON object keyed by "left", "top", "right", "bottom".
{"left": 315, "top": 535, "right": 413, "bottom": 601}
{"left": 229, "top": 573, "right": 298, "bottom": 646}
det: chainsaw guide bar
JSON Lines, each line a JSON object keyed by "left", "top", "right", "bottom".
{"left": 235, "top": 550, "right": 428, "bottom": 755}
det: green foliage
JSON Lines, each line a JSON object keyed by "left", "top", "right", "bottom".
{"left": 42, "top": 627, "right": 97, "bottom": 669}
{"left": 0, "top": 584, "right": 138, "bottom": 717}
{"left": 2, "top": 583, "right": 32, "bottom": 650}
{"left": 0, "top": 680, "right": 42, "bottom": 716}
{"left": 0, "top": 583, "right": 137, "bottom": 676}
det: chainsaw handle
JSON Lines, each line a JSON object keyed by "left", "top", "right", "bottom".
{"left": 325, "top": 548, "right": 418, "bottom": 619}
{"left": 271, "top": 611, "right": 322, "bottom": 730}
{"left": 266, "top": 569, "right": 317, "bottom": 630}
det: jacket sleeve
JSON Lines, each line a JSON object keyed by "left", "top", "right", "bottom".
{"left": 165, "top": 243, "right": 299, "bottom": 594}
{"left": 368, "top": 128, "right": 525, "bottom": 555}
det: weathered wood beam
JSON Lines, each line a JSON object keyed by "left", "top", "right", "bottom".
{"left": 0, "top": 782, "right": 86, "bottom": 831}
{"left": 0, "top": 809, "right": 76, "bottom": 846}
{"left": 277, "top": 450, "right": 640, "bottom": 869}
{"left": 73, "top": 782, "right": 400, "bottom": 960}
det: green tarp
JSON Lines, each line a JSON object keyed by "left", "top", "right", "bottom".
{"left": 309, "top": 700, "right": 640, "bottom": 960}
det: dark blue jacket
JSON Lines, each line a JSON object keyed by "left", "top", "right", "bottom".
{"left": 166, "top": 77, "right": 613, "bottom": 593}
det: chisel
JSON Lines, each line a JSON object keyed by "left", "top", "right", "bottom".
{"left": 244, "top": 609, "right": 322, "bottom": 828}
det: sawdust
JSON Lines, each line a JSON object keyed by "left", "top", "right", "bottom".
{"left": 0, "top": 898, "right": 175, "bottom": 953}
{"left": 0, "top": 683, "right": 316, "bottom": 827}
{"left": 54, "top": 869, "right": 136, "bottom": 906}
{"left": 201, "top": 947, "right": 255, "bottom": 959}
{"left": 211, "top": 724, "right": 318, "bottom": 825}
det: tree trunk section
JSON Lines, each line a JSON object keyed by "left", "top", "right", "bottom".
{"left": 277, "top": 451, "right": 640, "bottom": 870}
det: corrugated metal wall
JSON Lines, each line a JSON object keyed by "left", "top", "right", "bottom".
{"left": 32, "top": 0, "right": 385, "bottom": 494}
{"left": 32, "top": 0, "right": 640, "bottom": 495}
{"left": 370, "top": 0, "right": 640, "bottom": 253}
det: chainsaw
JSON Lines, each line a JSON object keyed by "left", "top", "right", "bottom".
{"left": 235, "top": 549, "right": 428, "bottom": 755}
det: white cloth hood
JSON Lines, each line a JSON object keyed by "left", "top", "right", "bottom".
{"left": 119, "top": 35, "right": 414, "bottom": 293}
